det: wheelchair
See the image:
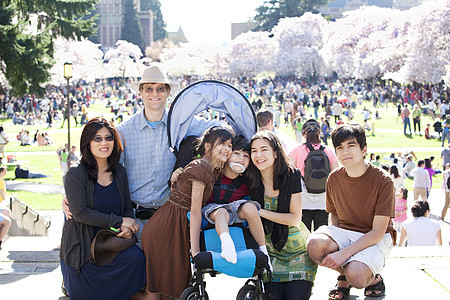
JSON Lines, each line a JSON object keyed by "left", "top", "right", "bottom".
{"left": 180, "top": 221, "right": 272, "bottom": 300}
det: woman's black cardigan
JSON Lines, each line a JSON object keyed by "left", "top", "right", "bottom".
{"left": 60, "top": 163, "right": 134, "bottom": 272}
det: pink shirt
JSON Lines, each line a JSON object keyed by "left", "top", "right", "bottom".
{"left": 289, "top": 143, "right": 338, "bottom": 177}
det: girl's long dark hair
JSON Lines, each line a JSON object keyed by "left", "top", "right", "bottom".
{"left": 424, "top": 158, "right": 432, "bottom": 169}
{"left": 80, "top": 117, "right": 123, "bottom": 180}
{"left": 247, "top": 130, "right": 293, "bottom": 190}
{"left": 196, "top": 126, "right": 233, "bottom": 157}
{"left": 390, "top": 165, "right": 400, "bottom": 179}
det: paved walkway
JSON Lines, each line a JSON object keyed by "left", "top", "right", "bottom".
{"left": 5, "top": 181, "right": 64, "bottom": 194}
{"left": 0, "top": 207, "right": 449, "bottom": 299}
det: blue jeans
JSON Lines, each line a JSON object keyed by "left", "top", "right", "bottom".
{"left": 442, "top": 131, "right": 450, "bottom": 147}
{"left": 403, "top": 118, "right": 411, "bottom": 134}
{"left": 28, "top": 172, "right": 48, "bottom": 178}
{"left": 314, "top": 106, "right": 319, "bottom": 119}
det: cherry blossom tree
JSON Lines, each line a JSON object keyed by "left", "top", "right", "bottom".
{"left": 40, "top": 0, "right": 449, "bottom": 89}
{"left": 271, "top": 13, "right": 327, "bottom": 77}
{"left": 320, "top": 6, "right": 400, "bottom": 79}
{"left": 227, "top": 31, "right": 276, "bottom": 78}
{"left": 103, "top": 40, "right": 145, "bottom": 79}
{"left": 49, "top": 38, "right": 104, "bottom": 85}
{"left": 391, "top": 1, "right": 450, "bottom": 84}
{"left": 160, "top": 44, "right": 224, "bottom": 76}
{"left": 321, "top": 1, "right": 449, "bottom": 84}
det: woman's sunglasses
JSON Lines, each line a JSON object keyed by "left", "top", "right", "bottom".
{"left": 92, "top": 135, "right": 114, "bottom": 143}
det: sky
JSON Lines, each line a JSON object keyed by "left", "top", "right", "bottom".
{"left": 160, "top": 0, "right": 265, "bottom": 46}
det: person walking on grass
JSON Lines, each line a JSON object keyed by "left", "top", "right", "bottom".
{"left": 402, "top": 104, "right": 412, "bottom": 135}
{"left": 412, "top": 104, "right": 421, "bottom": 135}
{"left": 411, "top": 160, "right": 431, "bottom": 201}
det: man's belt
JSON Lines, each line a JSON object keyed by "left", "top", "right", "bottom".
{"left": 134, "top": 204, "right": 159, "bottom": 220}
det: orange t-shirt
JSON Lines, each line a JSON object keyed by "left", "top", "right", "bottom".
{"left": 326, "top": 164, "right": 395, "bottom": 240}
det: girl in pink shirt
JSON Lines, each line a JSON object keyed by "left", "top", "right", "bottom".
{"left": 289, "top": 119, "right": 339, "bottom": 232}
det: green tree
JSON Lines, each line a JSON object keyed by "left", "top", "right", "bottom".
{"left": 140, "top": 0, "right": 167, "bottom": 41}
{"left": 0, "top": 0, "right": 98, "bottom": 97}
{"left": 253, "top": 0, "right": 329, "bottom": 32}
{"left": 121, "top": 0, "right": 145, "bottom": 51}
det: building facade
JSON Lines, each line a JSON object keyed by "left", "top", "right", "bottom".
{"left": 96, "top": 0, "right": 153, "bottom": 50}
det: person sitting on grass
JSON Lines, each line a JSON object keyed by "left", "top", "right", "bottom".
{"left": 399, "top": 200, "right": 442, "bottom": 246}
{"left": 424, "top": 124, "right": 432, "bottom": 139}
{"left": 370, "top": 155, "right": 381, "bottom": 166}
{"left": 37, "top": 133, "right": 49, "bottom": 146}
{"left": 403, "top": 155, "right": 416, "bottom": 179}
{"left": 14, "top": 164, "right": 49, "bottom": 179}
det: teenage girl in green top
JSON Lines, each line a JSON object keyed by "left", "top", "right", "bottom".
{"left": 248, "top": 130, "right": 317, "bottom": 300}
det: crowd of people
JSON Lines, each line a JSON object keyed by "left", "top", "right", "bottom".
{"left": 0, "top": 66, "right": 448, "bottom": 299}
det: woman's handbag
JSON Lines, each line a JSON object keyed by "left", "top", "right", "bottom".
{"left": 90, "top": 228, "right": 137, "bottom": 266}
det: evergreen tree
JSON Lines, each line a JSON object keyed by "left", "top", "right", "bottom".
{"left": 0, "top": 0, "right": 97, "bottom": 96}
{"left": 121, "top": 0, "right": 145, "bottom": 51}
{"left": 140, "top": 0, "right": 167, "bottom": 41}
{"left": 253, "top": 0, "right": 329, "bottom": 32}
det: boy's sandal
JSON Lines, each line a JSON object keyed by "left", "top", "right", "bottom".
{"left": 364, "top": 274, "right": 385, "bottom": 297}
{"left": 328, "top": 275, "right": 352, "bottom": 300}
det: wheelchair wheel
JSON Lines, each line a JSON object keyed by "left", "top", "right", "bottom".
{"left": 180, "top": 286, "right": 209, "bottom": 300}
{"left": 236, "top": 284, "right": 272, "bottom": 300}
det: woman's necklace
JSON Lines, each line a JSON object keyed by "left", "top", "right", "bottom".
{"left": 97, "top": 170, "right": 112, "bottom": 186}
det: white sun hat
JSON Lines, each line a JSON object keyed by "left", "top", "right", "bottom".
{"left": 130, "top": 65, "right": 179, "bottom": 94}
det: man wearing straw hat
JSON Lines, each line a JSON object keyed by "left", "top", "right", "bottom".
{"left": 116, "top": 66, "right": 215, "bottom": 234}
{"left": 116, "top": 65, "right": 180, "bottom": 234}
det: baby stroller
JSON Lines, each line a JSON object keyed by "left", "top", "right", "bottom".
{"left": 167, "top": 81, "right": 272, "bottom": 299}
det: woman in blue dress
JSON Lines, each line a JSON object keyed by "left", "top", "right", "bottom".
{"left": 60, "top": 117, "right": 147, "bottom": 300}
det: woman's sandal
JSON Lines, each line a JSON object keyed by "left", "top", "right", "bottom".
{"left": 328, "top": 275, "right": 352, "bottom": 300}
{"left": 364, "top": 274, "right": 386, "bottom": 297}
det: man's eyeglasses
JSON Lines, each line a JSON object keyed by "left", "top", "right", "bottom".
{"left": 143, "top": 86, "right": 166, "bottom": 94}
{"left": 92, "top": 135, "right": 114, "bottom": 143}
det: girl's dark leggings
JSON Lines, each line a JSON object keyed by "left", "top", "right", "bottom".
{"left": 265, "top": 280, "right": 313, "bottom": 300}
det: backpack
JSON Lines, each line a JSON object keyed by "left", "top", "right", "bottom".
{"left": 303, "top": 143, "right": 331, "bottom": 194}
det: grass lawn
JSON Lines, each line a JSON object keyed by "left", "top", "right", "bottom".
{"left": 4, "top": 152, "right": 63, "bottom": 185}
{"left": 0, "top": 100, "right": 115, "bottom": 153}
{"left": 3, "top": 99, "right": 446, "bottom": 209}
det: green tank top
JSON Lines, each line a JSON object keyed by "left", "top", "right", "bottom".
{"left": 264, "top": 195, "right": 317, "bottom": 283}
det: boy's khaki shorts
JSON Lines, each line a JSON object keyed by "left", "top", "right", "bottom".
{"left": 314, "top": 225, "right": 393, "bottom": 275}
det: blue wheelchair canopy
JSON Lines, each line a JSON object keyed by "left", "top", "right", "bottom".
{"left": 167, "top": 80, "right": 257, "bottom": 154}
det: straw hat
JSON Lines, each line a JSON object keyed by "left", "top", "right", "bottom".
{"left": 90, "top": 229, "right": 138, "bottom": 266}
{"left": 130, "top": 65, "right": 179, "bottom": 94}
